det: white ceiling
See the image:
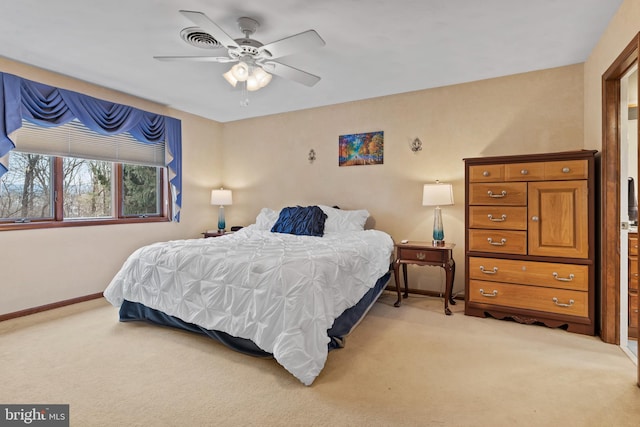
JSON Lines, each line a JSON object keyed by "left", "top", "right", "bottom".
{"left": 0, "top": 0, "right": 623, "bottom": 123}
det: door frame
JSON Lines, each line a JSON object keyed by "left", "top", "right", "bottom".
{"left": 601, "top": 33, "right": 639, "bottom": 345}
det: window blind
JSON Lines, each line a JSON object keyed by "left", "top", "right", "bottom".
{"left": 12, "top": 119, "right": 165, "bottom": 167}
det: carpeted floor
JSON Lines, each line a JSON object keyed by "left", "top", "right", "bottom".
{"left": 1, "top": 292, "right": 639, "bottom": 426}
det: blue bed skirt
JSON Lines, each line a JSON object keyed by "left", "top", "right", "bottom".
{"left": 118, "top": 271, "right": 391, "bottom": 358}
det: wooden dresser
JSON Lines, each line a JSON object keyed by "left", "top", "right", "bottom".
{"left": 464, "top": 150, "right": 597, "bottom": 335}
{"left": 629, "top": 232, "right": 638, "bottom": 339}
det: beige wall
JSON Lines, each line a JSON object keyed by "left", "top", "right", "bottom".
{"left": 0, "top": 58, "right": 223, "bottom": 315}
{"left": 584, "top": 0, "right": 640, "bottom": 153}
{"left": 222, "top": 64, "right": 584, "bottom": 297}
{"left": 4, "top": 14, "right": 606, "bottom": 315}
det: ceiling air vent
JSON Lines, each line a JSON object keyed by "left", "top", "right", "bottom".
{"left": 180, "top": 27, "right": 221, "bottom": 49}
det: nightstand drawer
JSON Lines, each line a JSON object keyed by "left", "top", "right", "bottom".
{"left": 468, "top": 230, "right": 527, "bottom": 255}
{"left": 468, "top": 206, "right": 527, "bottom": 230}
{"left": 397, "top": 247, "right": 446, "bottom": 263}
{"left": 468, "top": 182, "right": 527, "bottom": 205}
{"left": 469, "top": 280, "right": 588, "bottom": 317}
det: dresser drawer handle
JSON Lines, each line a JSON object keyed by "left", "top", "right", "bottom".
{"left": 416, "top": 252, "right": 426, "bottom": 260}
{"left": 487, "top": 214, "right": 507, "bottom": 222}
{"left": 479, "top": 289, "right": 498, "bottom": 297}
{"left": 520, "top": 169, "right": 528, "bottom": 175}
{"left": 487, "top": 190, "right": 507, "bottom": 198}
{"left": 487, "top": 237, "right": 507, "bottom": 246}
{"left": 552, "top": 297, "right": 574, "bottom": 307}
{"left": 482, "top": 171, "right": 490, "bottom": 177}
{"left": 552, "top": 272, "right": 575, "bottom": 282}
{"left": 479, "top": 265, "right": 498, "bottom": 274}
{"left": 562, "top": 167, "right": 570, "bottom": 173}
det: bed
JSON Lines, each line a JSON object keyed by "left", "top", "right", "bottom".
{"left": 104, "top": 205, "right": 394, "bottom": 385}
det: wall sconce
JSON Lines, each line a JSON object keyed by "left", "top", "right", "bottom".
{"left": 410, "top": 138, "right": 423, "bottom": 153}
{"left": 308, "top": 149, "right": 316, "bottom": 163}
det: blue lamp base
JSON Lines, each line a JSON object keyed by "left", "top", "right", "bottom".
{"left": 432, "top": 206, "right": 445, "bottom": 246}
{"left": 217, "top": 206, "right": 226, "bottom": 233}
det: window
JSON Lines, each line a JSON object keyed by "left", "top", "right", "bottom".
{"left": 0, "top": 120, "right": 169, "bottom": 229}
{"left": 122, "top": 164, "right": 161, "bottom": 217}
{"left": 62, "top": 158, "right": 112, "bottom": 219}
{"left": 0, "top": 152, "right": 53, "bottom": 221}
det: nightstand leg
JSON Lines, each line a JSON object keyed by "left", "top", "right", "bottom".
{"left": 402, "top": 263, "right": 409, "bottom": 298}
{"left": 392, "top": 260, "right": 402, "bottom": 307}
{"left": 444, "top": 258, "right": 455, "bottom": 316}
{"left": 449, "top": 258, "right": 456, "bottom": 306}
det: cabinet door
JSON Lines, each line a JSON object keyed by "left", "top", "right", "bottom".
{"left": 528, "top": 180, "right": 588, "bottom": 258}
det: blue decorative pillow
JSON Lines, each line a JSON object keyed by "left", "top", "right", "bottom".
{"left": 271, "top": 206, "right": 327, "bottom": 237}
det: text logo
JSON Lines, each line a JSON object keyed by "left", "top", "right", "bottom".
{"left": 0, "top": 405, "right": 68, "bottom": 426}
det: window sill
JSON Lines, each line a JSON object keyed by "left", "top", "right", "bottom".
{"left": 0, "top": 216, "right": 169, "bottom": 231}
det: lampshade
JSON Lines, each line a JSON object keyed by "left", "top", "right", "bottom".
{"left": 246, "top": 74, "right": 260, "bottom": 92}
{"left": 211, "top": 188, "right": 233, "bottom": 206}
{"left": 230, "top": 62, "right": 250, "bottom": 81}
{"left": 253, "top": 67, "right": 272, "bottom": 88}
{"left": 422, "top": 183, "right": 454, "bottom": 207}
{"left": 222, "top": 69, "right": 239, "bottom": 87}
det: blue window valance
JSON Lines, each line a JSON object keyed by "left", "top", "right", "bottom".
{"left": 0, "top": 72, "right": 182, "bottom": 221}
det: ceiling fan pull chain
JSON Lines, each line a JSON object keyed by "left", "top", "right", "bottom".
{"left": 240, "top": 81, "right": 250, "bottom": 107}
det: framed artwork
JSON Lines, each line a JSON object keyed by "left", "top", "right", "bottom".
{"left": 338, "top": 131, "right": 384, "bottom": 166}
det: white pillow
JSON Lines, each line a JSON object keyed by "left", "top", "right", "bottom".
{"left": 254, "top": 208, "right": 279, "bottom": 230}
{"left": 318, "top": 205, "right": 369, "bottom": 232}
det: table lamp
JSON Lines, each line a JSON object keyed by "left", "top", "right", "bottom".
{"left": 422, "top": 181, "right": 454, "bottom": 246}
{"left": 210, "top": 188, "right": 233, "bottom": 233}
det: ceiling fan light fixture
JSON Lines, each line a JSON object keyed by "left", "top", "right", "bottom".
{"left": 230, "top": 62, "right": 249, "bottom": 81}
{"left": 253, "top": 67, "right": 272, "bottom": 88}
{"left": 246, "top": 75, "right": 260, "bottom": 92}
{"left": 222, "top": 69, "right": 238, "bottom": 87}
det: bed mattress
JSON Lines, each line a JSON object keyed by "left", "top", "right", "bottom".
{"left": 104, "top": 225, "right": 394, "bottom": 385}
{"left": 117, "top": 271, "right": 390, "bottom": 357}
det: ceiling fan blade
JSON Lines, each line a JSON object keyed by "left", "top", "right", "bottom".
{"left": 259, "top": 30, "right": 325, "bottom": 59}
{"left": 264, "top": 61, "right": 321, "bottom": 87}
{"left": 179, "top": 10, "right": 239, "bottom": 50}
{"left": 154, "top": 55, "right": 237, "bottom": 63}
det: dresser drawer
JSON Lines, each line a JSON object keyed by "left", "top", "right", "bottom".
{"left": 468, "top": 230, "right": 527, "bottom": 255}
{"left": 544, "top": 159, "right": 588, "bottom": 180}
{"left": 630, "top": 234, "right": 638, "bottom": 256}
{"left": 630, "top": 290, "right": 638, "bottom": 327}
{"left": 630, "top": 257, "right": 638, "bottom": 291}
{"left": 468, "top": 206, "right": 527, "bottom": 230}
{"left": 469, "top": 280, "right": 588, "bottom": 317}
{"left": 468, "top": 164, "right": 504, "bottom": 182}
{"left": 468, "top": 182, "right": 527, "bottom": 205}
{"left": 504, "top": 162, "right": 545, "bottom": 181}
{"left": 468, "top": 257, "right": 589, "bottom": 291}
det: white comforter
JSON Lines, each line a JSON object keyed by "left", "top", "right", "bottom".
{"left": 104, "top": 225, "right": 393, "bottom": 385}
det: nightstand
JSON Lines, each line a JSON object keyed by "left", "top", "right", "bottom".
{"left": 393, "top": 241, "right": 456, "bottom": 315}
{"left": 202, "top": 231, "right": 231, "bottom": 238}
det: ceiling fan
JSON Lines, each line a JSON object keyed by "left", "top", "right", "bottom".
{"left": 154, "top": 10, "right": 325, "bottom": 93}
